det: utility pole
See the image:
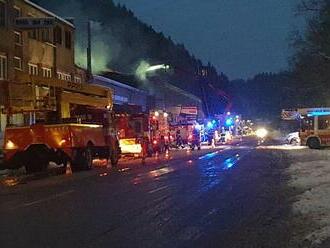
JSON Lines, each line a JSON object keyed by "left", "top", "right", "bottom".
{"left": 198, "top": 66, "right": 210, "bottom": 118}
{"left": 87, "top": 20, "right": 92, "bottom": 80}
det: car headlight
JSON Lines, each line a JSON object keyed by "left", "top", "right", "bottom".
{"left": 256, "top": 128, "right": 268, "bottom": 139}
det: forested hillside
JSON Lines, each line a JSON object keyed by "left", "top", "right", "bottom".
{"left": 32, "top": 0, "right": 229, "bottom": 114}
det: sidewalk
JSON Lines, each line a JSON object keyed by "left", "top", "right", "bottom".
{"left": 285, "top": 148, "right": 330, "bottom": 247}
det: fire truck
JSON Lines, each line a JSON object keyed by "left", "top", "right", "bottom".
{"left": 298, "top": 108, "right": 330, "bottom": 149}
{"left": 2, "top": 73, "right": 120, "bottom": 173}
{"left": 116, "top": 110, "right": 169, "bottom": 156}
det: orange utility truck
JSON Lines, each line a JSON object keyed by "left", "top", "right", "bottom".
{"left": 3, "top": 76, "right": 120, "bottom": 173}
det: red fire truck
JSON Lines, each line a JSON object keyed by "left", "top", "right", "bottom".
{"left": 299, "top": 108, "right": 330, "bottom": 149}
{"left": 116, "top": 110, "right": 170, "bottom": 156}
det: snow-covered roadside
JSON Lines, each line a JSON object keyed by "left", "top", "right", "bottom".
{"left": 286, "top": 148, "right": 330, "bottom": 247}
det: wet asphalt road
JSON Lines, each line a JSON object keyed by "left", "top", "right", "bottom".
{"left": 0, "top": 139, "right": 292, "bottom": 248}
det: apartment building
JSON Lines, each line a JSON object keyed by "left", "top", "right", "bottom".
{"left": 0, "top": 0, "right": 88, "bottom": 144}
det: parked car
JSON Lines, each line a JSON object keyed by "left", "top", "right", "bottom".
{"left": 285, "top": 132, "right": 300, "bottom": 145}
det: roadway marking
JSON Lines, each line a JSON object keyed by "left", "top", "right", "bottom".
{"left": 148, "top": 185, "right": 169, "bottom": 194}
{"left": 23, "top": 190, "right": 75, "bottom": 207}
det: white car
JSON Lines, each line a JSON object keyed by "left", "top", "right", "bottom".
{"left": 285, "top": 132, "right": 300, "bottom": 145}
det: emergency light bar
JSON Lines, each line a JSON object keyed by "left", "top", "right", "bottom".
{"left": 307, "top": 111, "right": 330, "bottom": 117}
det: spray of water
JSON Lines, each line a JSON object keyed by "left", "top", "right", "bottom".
{"left": 135, "top": 61, "right": 150, "bottom": 80}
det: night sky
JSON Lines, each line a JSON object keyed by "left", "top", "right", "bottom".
{"left": 113, "top": 0, "right": 303, "bottom": 79}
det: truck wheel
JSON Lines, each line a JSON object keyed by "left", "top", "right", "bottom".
{"left": 110, "top": 149, "right": 119, "bottom": 166}
{"left": 25, "top": 148, "right": 49, "bottom": 174}
{"left": 307, "top": 137, "right": 321, "bottom": 149}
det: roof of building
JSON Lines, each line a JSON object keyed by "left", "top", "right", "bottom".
{"left": 163, "top": 82, "right": 202, "bottom": 103}
{"left": 24, "top": 0, "right": 75, "bottom": 28}
{"left": 93, "top": 75, "right": 148, "bottom": 94}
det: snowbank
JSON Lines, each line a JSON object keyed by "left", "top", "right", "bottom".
{"left": 287, "top": 149, "right": 330, "bottom": 246}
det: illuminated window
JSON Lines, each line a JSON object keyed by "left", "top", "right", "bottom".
{"left": 0, "top": 55, "right": 7, "bottom": 79}
{"left": 28, "top": 63, "right": 38, "bottom": 76}
{"left": 13, "top": 57, "right": 22, "bottom": 70}
{"left": 14, "top": 31, "right": 22, "bottom": 45}
{"left": 42, "top": 67, "right": 52, "bottom": 78}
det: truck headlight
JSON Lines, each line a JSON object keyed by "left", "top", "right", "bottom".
{"left": 5, "top": 140, "right": 17, "bottom": 150}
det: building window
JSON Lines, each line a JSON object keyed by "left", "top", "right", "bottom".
{"left": 28, "top": 63, "right": 38, "bottom": 76}
{"left": 27, "top": 13, "right": 37, "bottom": 39}
{"left": 13, "top": 57, "right": 22, "bottom": 70}
{"left": 57, "top": 71, "right": 63, "bottom": 80}
{"left": 0, "top": 55, "right": 7, "bottom": 79}
{"left": 28, "top": 29, "right": 37, "bottom": 39}
{"left": 64, "top": 73, "right": 71, "bottom": 81}
{"left": 65, "top": 31, "right": 71, "bottom": 49}
{"left": 41, "top": 29, "right": 50, "bottom": 42}
{"left": 0, "top": 1, "right": 5, "bottom": 27}
{"left": 74, "top": 76, "right": 81, "bottom": 84}
{"left": 13, "top": 6, "right": 21, "bottom": 18}
{"left": 14, "top": 31, "right": 22, "bottom": 45}
{"left": 53, "top": 26, "right": 62, "bottom": 44}
{"left": 42, "top": 67, "right": 52, "bottom": 78}
{"left": 57, "top": 71, "right": 71, "bottom": 81}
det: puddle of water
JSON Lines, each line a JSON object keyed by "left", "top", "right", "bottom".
{"left": 199, "top": 151, "right": 220, "bottom": 160}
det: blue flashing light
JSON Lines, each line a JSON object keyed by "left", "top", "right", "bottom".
{"left": 207, "top": 121, "right": 213, "bottom": 129}
{"left": 307, "top": 111, "right": 330, "bottom": 117}
{"left": 212, "top": 120, "right": 216, "bottom": 124}
{"left": 225, "top": 118, "right": 233, "bottom": 126}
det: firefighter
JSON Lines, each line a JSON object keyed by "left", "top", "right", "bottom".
{"left": 176, "top": 129, "right": 183, "bottom": 148}
{"left": 141, "top": 136, "right": 148, "bottom": 164}
{"left": 103, "top": 111, "right": 120, "bottom": 166}
{"left": 160, "top": 135, "right": 166, "bottom": 153}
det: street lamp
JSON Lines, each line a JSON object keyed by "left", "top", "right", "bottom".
{"left": 146, "top": 64, "right": 170, "bottom": 72}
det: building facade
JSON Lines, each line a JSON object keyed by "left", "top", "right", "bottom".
{"left": 147, "top": 80, "right": 205, "bottom": 120}
{"left": 0, "top": 0, "right": 94, "bottom": 145}
{"left": 93, "top": 75, "right": 149, "bottom": 113}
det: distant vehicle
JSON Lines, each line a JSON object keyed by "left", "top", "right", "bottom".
{"left": 285, "top": 132, "right": 300, "bottom": 145}
{"left": 4, "top": 113, "right": 120, "bottom": 173}
{"left": 3, "top": 83, "right": 121, "bottom": 173}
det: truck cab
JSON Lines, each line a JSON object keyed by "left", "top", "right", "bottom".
{"left": 299, "top": 108, "right": 330, "bottom": 149}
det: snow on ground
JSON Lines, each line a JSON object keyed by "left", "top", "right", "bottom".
{"left": 286, "top": 148, "right": 330, "bottom": 246}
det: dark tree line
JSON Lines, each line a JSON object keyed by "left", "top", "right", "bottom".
{"left": 222, "top": 0, "right": 330, "bottom": 122}
{"left": 290, "top": 0, "right": 330, "bottom": 107}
